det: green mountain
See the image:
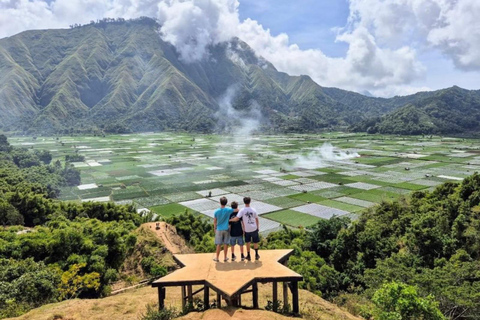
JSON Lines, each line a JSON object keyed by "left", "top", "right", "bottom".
{"left": 349, "top": 86, "right": 480, "bottom": 135}
{"left": 0, "top": 18, "right": 479, "bottom": 135}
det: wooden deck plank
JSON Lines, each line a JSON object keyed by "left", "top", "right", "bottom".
{"left": 152, "top": 249, "right": 302, "bottom": 298}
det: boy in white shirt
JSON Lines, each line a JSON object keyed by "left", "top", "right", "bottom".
{"left": 230, "top": 197, "right": 260, "bottom": 261}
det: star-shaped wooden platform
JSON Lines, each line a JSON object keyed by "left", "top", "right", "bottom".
{"left": 152, "top": 249, "right": 302, "bottom": 298}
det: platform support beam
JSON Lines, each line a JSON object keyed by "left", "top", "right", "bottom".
{"left": 272, "top": 281, "right": 278, "bottom": 312}
{"left": 158, "top": 286, "right": 165, "bottom": 310}
{"left": 291, "top": 281, "right": 299, "bottom": 314}
{"left": 203, "top": 285, "right": 210, "bottom": 310}
{"left": 187, "top": 285, "right": 193, "bottom": 304}
{"left": 181, "top": 286, "right": 186, "bottom": 309}
{"left": 283, "top": 282, "right": 288, "bottom": 310}
{"left": 252, "top": 281, "right": 259, "bottom": 309}
{"left": 217, "top": 292, "right": 222, "bottom": 308}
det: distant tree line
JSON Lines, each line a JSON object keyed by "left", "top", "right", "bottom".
{"left": 69, "top": 17, "right": 158, "bottom": 30}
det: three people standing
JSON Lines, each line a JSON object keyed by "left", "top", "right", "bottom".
{"left": 213, "top": 196, "right": 260, "bottom": 262}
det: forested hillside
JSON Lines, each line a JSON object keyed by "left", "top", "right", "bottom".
{"left": 349, "top": 86, "right": 480, "bottom": 135}
{"left": 0, "top": 135, "right": 171, "bottom": 318}
{"left": 1, "top": 18, "right": 480, "bottom": 135}
{"left": 262, "top": 173, "right": 480, "bottom": 319}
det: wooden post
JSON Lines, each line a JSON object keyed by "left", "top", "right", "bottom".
{"left": 181, "top": 286, "right": 186, "bottom": 309}
{"left": 217, "top": 292, "right": 222, "bottom": 308}
{"left": 187, "top": 285, "right": 193, "bottom": 304}
{"left": 272, "top": 281, "right": 278, "bottom": 312}
{"left": 203, "top": 285, "right": 210, "bottom": 310}
{"left": 283, "top": 282, "right": 288, "bottom": 310}
{"left": 158, "top": 286, "right": 165, "bottom": 310}
{"left": 252, "top": 281, "right": 259, "bottom": 309}
{"left": 291, "top": 281, "right": 299, "bottom": 314}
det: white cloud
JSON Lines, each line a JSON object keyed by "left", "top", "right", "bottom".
{"left": 0, "top": 0, "right": 479, "bottom": 96}
{"left": 238, "top": 19, "right": 425, "bottom": 95}
{"left": 156, "top": 0, "right": 239, "bottom": 62}
{"left": 346, "top": 0, "right": 480, "bottom": 71}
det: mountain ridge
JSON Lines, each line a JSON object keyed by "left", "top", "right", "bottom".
{"left": 1, "top": 17, "right": 479, "bottom": 135}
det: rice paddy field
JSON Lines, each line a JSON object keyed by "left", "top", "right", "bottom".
{"left": 9, "top": 132, "right": 480, "bottom": 233}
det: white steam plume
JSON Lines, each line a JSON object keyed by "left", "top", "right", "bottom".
{"left": 293, "top": 142, "right": 359, "bottom": 169}
{"left": 215, "top": 84, "right": 263, "bottom": 137}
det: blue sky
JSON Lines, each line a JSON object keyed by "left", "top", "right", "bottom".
{"left": 239, "top": 0, "right": 350, "bottom": 56}
{"left": 236, "top": 0, "right": 480, "bottom": 95}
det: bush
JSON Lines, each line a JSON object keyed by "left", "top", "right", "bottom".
{"left": 140, "top": 303, "right": 178, "bottom": 320}
{"left": 372, "top": 282, "right": 446, "bottom": 320}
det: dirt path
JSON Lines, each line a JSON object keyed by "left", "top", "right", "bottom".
{"left": 143, "top": 222, "right": 193, "bottom": 254}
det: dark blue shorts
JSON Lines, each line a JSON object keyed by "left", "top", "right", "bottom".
{"left": 230, "top": 235, "right": 244, "bottom": 246}
{"left": 244, "top": 230, "right": 260, "bottom": 243}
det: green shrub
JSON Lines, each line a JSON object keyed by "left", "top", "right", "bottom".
{"left": 140, "top": 303, "right": 178, "bottom": 320}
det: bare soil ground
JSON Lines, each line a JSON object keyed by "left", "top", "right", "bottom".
{"left": 143, "top": 222, "right": 193, "bottom": 254}
{"left": 8, "top": 284, "right": 362, "bottom": 320}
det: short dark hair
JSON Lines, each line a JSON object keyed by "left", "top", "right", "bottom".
{"left": 243, "top": 197, "right": 251, "bottom": 204}
{"left": 220, "top": 196, "right": 228, "bottom": 206}
{"left": 231, "top": 201, "right": 238, "bottom": 209}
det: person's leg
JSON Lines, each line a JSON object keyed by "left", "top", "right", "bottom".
{"left": 245, "top": 232, "right": 252, "bottom": 261}
{"left": 223, "top": 231, "right": 229, "bottom": 261}
{"left": 253, "top": 231, "right": 260, "bottom": 260}
{"left": 223, "top": 244, "right": 228, "bottom": 260}
{"left": 238, "top": 236, "right": 245, "bottom": 260}
{"left": 214, "top": 231, "right": 221, "bottom": 261}
{"left": 230, "top": 236, "right": 235, "bottom": 260}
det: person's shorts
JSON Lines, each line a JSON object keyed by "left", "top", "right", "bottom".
{"left": 244, "top": 230, "right": 260, "bottom": 243}
{"left": 229, "top": 235, "right": 244, "bottom": 246}
{"left": 215, "top": 230, "right": 230, "bottom": 245}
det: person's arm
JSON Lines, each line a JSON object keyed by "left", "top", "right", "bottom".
{"left": 213, "top": 217, "right": 217, "bottom": 231}
{"left": 230, "top": 210, "right": 242, "bottom": 222}
{"left": 255, "top": 217, "right": 259, "bottom": 232}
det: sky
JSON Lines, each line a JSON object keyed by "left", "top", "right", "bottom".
{"left": 1, "top": 0, "right": 480, "bottom": 97}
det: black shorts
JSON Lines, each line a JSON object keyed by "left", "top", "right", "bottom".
{"left": 245, "top": 230, "right": 260, "bottom": 243}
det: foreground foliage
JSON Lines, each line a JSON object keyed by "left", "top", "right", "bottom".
{"left": 0, "top": 136, "right": 163, "bottom": 318}
{"left": 263, "top": 173, "right": 480, "bottom": 319}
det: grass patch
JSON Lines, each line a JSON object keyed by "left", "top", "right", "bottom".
{"left": 264, "top": 197, "right": 306, "bottom": 208}
{"left": 351, "top": 178, "right": 394, "bottom": 187}
{"left": 316, "top": 173, "right": 354, "bottom": 185}
{"left": 349, "top": 189, "right": 401, "bottom": 202}
{"left": 263, "top": 210, "right": 321, "bottom": 228}
{"left": 393, "top": 182, "right": 429, "bottom": 190}
{"left": 150, "top": 203, "right": 191, "bottom": 218}
{"left": 318, "top": 200, "right": 365, "bottom": 213}
{"left": 281, "top": 174, "right": 301, "bottom": 180}
{"left": 289, "top": 193, "right": 327, "bottom": 203}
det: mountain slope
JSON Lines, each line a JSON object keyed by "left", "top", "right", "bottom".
{"left": 0, "top": 18, "right": 479, "bottom": 135}
{"left": 349, "top": 86, "right": 480, "bottom": 134}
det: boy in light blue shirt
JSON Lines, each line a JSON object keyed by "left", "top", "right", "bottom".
{"left": 213, "top": 196, "right": 233, "bottom": 262}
